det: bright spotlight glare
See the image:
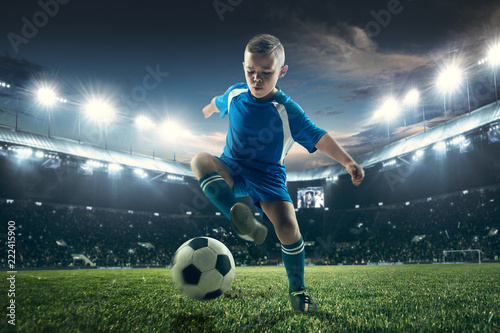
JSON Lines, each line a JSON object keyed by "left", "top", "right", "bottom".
{"left": 135, "top": 115, "right": 154, "bottom": 130}
{"left": 17, "top": 148, "right": 33, "bottom": 158}
{"left": 488, "top": 44, "right": 500, "bottom": 66}
{"left": 161, "top": 121, "right": 191, "bottom": 139}
{"left": 434, "top": 141, "right": 446, "bottom": 151}
{"left": 413, "top": 149, "right": 424, "bottom": 161}
{"left": 437, "top": 66, "right": 462, "bottom": 92}
{"left": 404, "top": 89, "right": 420, "bottom": 105}
{"left": 450, "top": 135, "right": 465, "bottom": 145}
{"left": 85, "top": 99, "right": 115, "bottom": 123}
{"left": 376, "top": 98, "right": 400, "bottom": 120}
{"left": 134, "top": 168, "right": 147, "bottom": 178}
{"left": 108, "top": 163, "right": 123, "bottom": 172}
{"left": 86, "top": 160, "right": 102, "bottom": 168}
{"left": 37, "top": 88, "right": 57, "bottom": 106}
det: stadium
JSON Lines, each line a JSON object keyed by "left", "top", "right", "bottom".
{"left": 1, "top": 1, "right": 500, "bottom": 332}
{"left": 1, "top": 97, "right": 500, "bottom": 268}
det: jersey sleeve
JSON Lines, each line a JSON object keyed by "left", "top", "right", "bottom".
{"left": 214, "top": 82, "right": 247, "bottom": 119}
{"left": 287, "top": 102, "right": 327, "bottom": 153}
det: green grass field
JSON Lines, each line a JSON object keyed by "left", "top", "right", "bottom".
{"left": 1, "top": 264, "right": 499, "bottom": 332}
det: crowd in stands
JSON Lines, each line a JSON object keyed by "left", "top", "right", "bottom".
{"left": 311, "top": 187, "right": 500, "bottom": 264}
{"left": 0, "top": 186, "right": 498, "bottom": 268}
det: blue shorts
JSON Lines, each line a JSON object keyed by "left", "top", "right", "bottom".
{"left": 215, "top": 154, "right": 292, "bottom": 211}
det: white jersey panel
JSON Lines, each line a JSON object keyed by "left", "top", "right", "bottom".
{"left": 273, "top": 101, "right": 295, "bottom": 166}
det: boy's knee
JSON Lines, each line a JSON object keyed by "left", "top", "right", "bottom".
{"left": 275, "top": 220, "right": 300, "bottom": 239}
{"left": 191, "top": 152, "right": 215, "bottom": 178}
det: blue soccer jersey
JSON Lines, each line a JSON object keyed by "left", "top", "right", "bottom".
{"left": 215, "top": 82, "right": 327, "bottom": 166}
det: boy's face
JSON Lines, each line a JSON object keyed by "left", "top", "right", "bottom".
{"left": 243, "top": 50, "right": 288, "bottom": 101}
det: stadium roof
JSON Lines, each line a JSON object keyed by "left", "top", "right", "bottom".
{"left": 0, "top": 125, "right": 193, "bottom": 176}
{"left": 287, "top": 101, "right": 500, "bottom": 181}
{"left": 1, "top": 101, "right": 499, "bottom": 182}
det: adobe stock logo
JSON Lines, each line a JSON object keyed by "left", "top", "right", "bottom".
{"left": 7, "top": 0, "right": 71, "bottom": 54}
{"left": 213, "top": 0, "right": 243, "bottom": 22}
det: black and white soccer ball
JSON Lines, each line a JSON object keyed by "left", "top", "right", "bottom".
{"left": 171, "top": 237, "right": 235, "bottom": 300}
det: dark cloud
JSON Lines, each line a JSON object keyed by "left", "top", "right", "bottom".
{"left": 0, "top": 54, "right": 43, "bottom": 87}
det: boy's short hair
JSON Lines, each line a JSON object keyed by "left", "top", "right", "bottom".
{"left": 245, "top": 34, "right": 285, "bottom": 66}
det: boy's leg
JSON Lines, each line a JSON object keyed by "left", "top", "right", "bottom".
{"left": 191, "top": 152, "right": 236, "bottom": 219}
{"left": 191, "top": 152, "right": 267, "bottom": 244}
{"left": 260, "top": 200, "right": 317, "bottom": 313}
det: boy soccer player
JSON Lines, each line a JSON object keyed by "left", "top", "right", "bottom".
{"left": 190, "top": 34, "right": 364, "bottom": 313}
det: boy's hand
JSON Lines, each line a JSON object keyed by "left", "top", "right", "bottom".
{"left": 203, "top": 105, "right": 215, "bottom": 118}
{"left": 346, "top": 162, "right": 364, "bottom": 186}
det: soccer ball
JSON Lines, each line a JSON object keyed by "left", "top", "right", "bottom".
{"left": 171, "top": 237, "right": 235, "bottom": 300}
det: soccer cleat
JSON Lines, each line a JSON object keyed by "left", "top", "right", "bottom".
{"left": 289, "top": 289, "right": 318, "bottom": 313}
{"left": 230, "top": 203, "right": 268, "bottom": 245}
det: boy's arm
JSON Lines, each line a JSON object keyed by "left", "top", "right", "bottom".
{"left": 315, "top": 133, "right": 365, "bottom": 186}
{"left": 203, "top": 97, "right": 221, "bottom": 118}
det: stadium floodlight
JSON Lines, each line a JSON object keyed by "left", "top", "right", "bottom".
{"left": 161, "top": 120, "right": 191, "bottom": 162}
{"left": 132, "top": 115, "right": 156, "bottom": 158}
{"left": 37, "top": 87, "right": 58, "bottom": 137}
{"left": 134, "top": 168, "right": 148, "bottom": 179}
{"left": 433, "top": 141, "right": 446, "bottom": 152}
{"left": 37, "top": 88, "right": 57, "bottom": 106}
{"left": 135, "top": 115, "right": 154, "bottom": 130}
{"left": 85, "top": 98, "right": 115, "bottom": 150}
{"left": 437, "top": 66, "right": 462, "bottom": 93}
{"left": 85, "top": 99, "right": 115, "bottom": 123}
{"left": 16, "top": 148, "right": 33, "bottom": 158}
{"left": 488, "top": 44, "right": 500, "bottom": 66}
{"left": 376, "top": 98, "right": 400, "bottom": 120}
{"left": 437, "top": 65, "right": 463, "bottom": 122}
{"left": 404, "top": 89, "right": 419, "bottom": 105}
{"left": 488, "top": 43, "right": 500, "bottom": 102}
{"left": 450, "top": 135, "right": 465, "bottom": 146}
{"left": 413, "top": 149, "right": 424, "bottom": 161}
{"left": 161, "top": 120, "right": 191, "bottom": 138}
{"left": 404, "top": 88, "right": 426, "bottom": 132}
{"left": 108, "top": 163, "right": 123, "bottom": 173}
{"left": 375, "top": 97, "right": 400, "bottom": 144}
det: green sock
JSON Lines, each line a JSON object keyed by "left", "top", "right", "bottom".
{"left": 199, "top": 172, "right": 237, "bottom": 220}
{"left": 281, "top": 236, "right": 305, "bottom": 293}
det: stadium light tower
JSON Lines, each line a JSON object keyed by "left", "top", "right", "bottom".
{"left": 488, "top": 43, "right": 500, "bottom": 102}
{"left": 437, "top": 65, "right": 463, "bottom": 122}
{"left": 375, "top": 97, "right": 400, "bottom": 144}
{"left": 134, "top": 115, "right": 156, "bottom": 158}
{"left": 161, "top": 120, "right": 190, "bottom": 162}
{"left": 401, "top": 89, "right": 418, "bottom": 138}
{"left": 135, "top": 115, "right": 154, "bottom": 130}
{"left": 404, "top": 88, "right": 425, "bottom": 132}
{"left": 37, "top": 87, "right": 57, "bottom": 138}
{"left": 84, "top": 99, "right": 115, "bottom": 150}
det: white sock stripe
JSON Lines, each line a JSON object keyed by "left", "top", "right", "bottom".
{"left": 200, "top": 174, "right": 223, "bottom": 186}
{"left": 281, "top": 247, "right": 304, "bottom": 256}
{"left": 281, "top": 243, "right": 304, "bottom": 255}
{"left": 201, "top": 178, "right": 223, "bottom": 191}
{"left": 281, "top": 240, "right": 304, "bottom": 253}
{"left": 200, "top": 175, "right": 224, "bottom": 191}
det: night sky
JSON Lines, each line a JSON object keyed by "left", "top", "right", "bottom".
{"left": 0, "top": 0, "right": 499, "bottom": 171}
